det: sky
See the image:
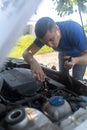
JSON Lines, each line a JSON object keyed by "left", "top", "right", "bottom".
{"left": 30, "top": 0, "right": 87, "bottom": 25}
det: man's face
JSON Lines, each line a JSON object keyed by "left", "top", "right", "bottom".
{"left": 39, "top": 26, "right": 61, "bottom": 48}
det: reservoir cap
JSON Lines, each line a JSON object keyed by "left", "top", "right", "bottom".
{"left": 49, "top": 96, "right": 64, "bottom": 106}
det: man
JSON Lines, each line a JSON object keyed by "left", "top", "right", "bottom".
{"left": 23, "top": 17, "right": 87, "bottom": 81}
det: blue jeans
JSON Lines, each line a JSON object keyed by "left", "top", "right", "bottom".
{"left": 58, "top": 52, "right": 87, "bottom": 80}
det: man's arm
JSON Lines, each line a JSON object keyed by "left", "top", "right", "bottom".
{"left": 23, "top": 43, "right": 40, "bottom": 63}
{"left": 22, "top": 42, "right": 46, "bottom": 81}
{"left": 64, "top": 50, "right": 87, "bottom": 69}
{"left": 73, "top": 50, "right": 87, "bottom": 64}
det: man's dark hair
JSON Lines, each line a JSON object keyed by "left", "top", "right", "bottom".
{"left": 35, "top": 17, "right": 56, "bottom": 39}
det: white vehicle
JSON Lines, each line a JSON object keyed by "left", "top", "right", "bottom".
{"left": 0, "top": 1, "right": 87, "bottom": 130}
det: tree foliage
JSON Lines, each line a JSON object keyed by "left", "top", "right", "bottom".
{"left": 52, "top": 0, "right": 87, "bottom": 17}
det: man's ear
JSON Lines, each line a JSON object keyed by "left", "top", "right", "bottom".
{"left": 56, "top": 25, "right": 59, "bottom": 31}
{"left": 55, "top": 25, "right": 61, "bottom": 39}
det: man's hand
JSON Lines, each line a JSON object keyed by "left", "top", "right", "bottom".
{"left": 22, "top": 43, "right": 46, "bottom": 81}
{"left": 64, "top": 56, "right": 74, "bottom": 70}
{"left": 30, "top": 59, "right": 46, "bottom": 82}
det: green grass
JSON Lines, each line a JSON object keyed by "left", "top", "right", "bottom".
{"left": 85, "top": 70, "right": 87, "bottom": 75}
{"left": 8, "top": 34, "right": 54, "bottom": 58}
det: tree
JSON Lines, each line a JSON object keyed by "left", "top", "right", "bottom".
{"left": 52, "top": 0, "right": 87, "bottom": 17}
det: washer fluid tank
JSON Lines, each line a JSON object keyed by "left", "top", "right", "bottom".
{"left": 43, "top": 96, "right": 72, "bottom": 121}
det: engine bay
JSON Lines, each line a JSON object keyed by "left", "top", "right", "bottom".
{"left": 0, "top": 58, "right": 87, "bottom": 130}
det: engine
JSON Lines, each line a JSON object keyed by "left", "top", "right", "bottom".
{"left": 0, "top": 58, "right": 87, "bottom": 130}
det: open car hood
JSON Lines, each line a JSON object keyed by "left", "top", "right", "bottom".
{"left": 0, "top": 0, "right": 42, "bottom": 70}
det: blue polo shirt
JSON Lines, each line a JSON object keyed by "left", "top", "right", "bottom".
{"left": 34, "top": 20, "right": 87, "bottom": 57}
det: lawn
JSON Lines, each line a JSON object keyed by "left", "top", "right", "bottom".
{"left": 8, "top": 34, "right": 54, "bottom": 58}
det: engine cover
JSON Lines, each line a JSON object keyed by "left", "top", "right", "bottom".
{"left": 0, "top": 68, "right": 42, "bottom": 96}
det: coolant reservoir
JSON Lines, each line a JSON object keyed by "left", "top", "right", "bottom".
{"left": 4, "top": 107, "right": 58, "bottom": 130}
{"left": 43, "top": 96, "right": 72, "bottom": 121}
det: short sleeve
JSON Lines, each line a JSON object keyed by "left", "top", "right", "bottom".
{"left": 70, "top": 23, "right": 87, "bottom": 51}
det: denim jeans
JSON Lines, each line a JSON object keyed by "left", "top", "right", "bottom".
{"left": 58, "top": 52, "right": 87, "bottom": 80}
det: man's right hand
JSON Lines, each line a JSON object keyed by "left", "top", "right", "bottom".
{"left": 30, "top": 59, "right": 46, "bottom": 82}
{"left": 22, "top": 42, "right": 46, "bottom": 81}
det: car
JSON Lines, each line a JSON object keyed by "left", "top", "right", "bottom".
{"left": 1, "top": 1, "right": 87, "bottom": 130}
{"left": 0, "top": 57, "right": 87, "bottom": 130}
